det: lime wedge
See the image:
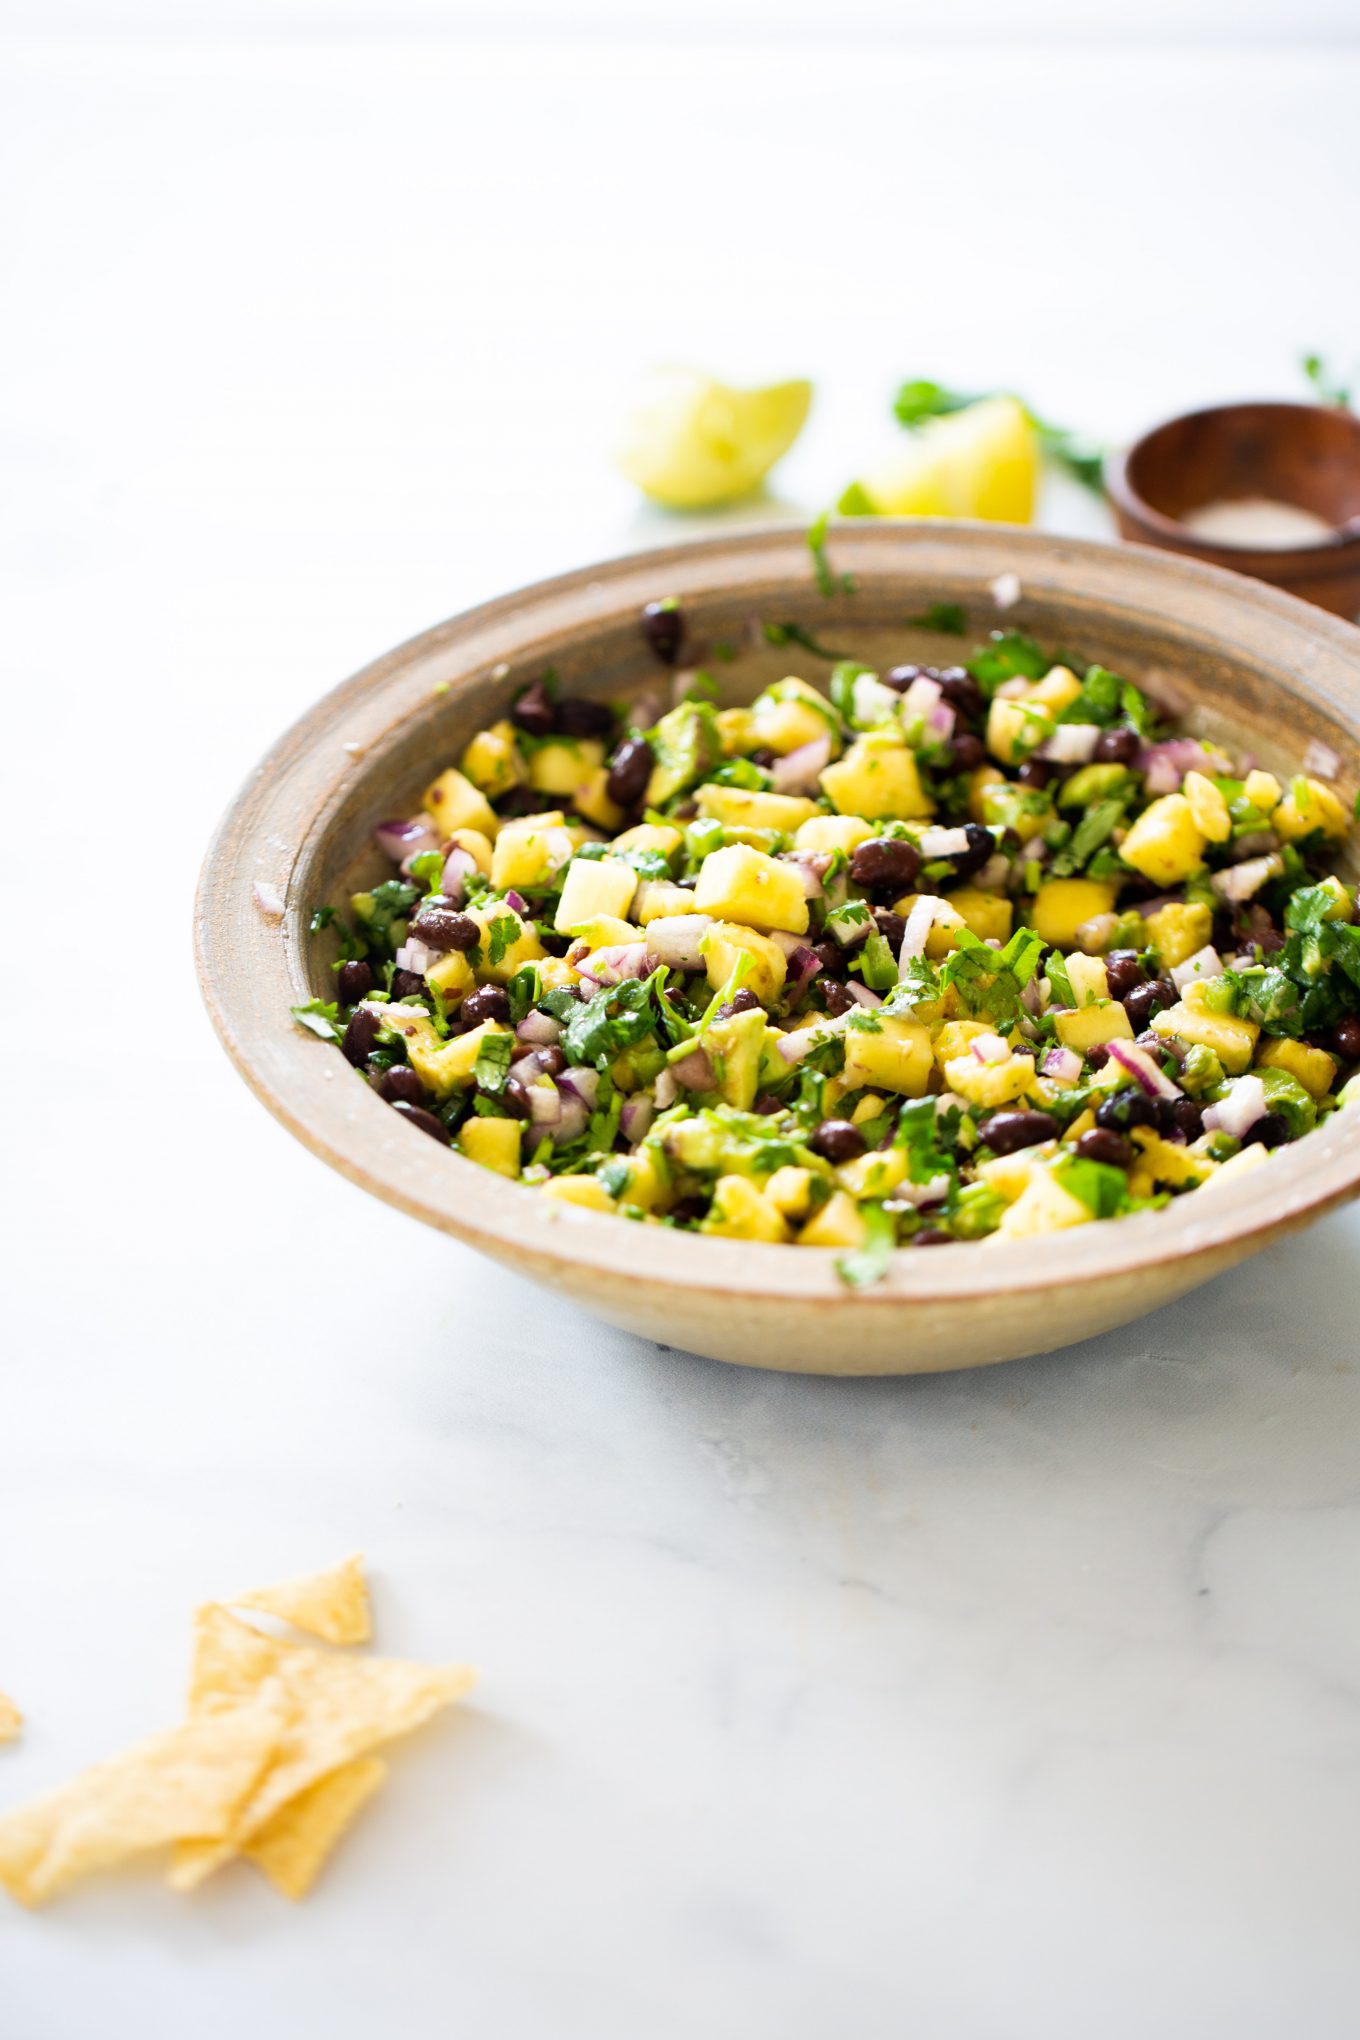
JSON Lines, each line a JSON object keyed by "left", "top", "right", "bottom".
{"left": 840, "top": 394, "right": 1038, "bottom": 522}
{"left": 618, "top": 368, "right": 813, "bottom": 509}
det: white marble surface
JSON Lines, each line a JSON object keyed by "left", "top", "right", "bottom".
{"left": 3, "top": 27, "right": 1360, "bottom": 2039}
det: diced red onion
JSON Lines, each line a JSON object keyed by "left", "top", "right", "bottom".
{"left": 853, "top": 673, "right": 900, "bottom": 725}
{"left": 1041, "top": 1044, "right": 1083, "bottom": 1084}
{"left": 917, "top": 826, "right": 972, "bottom": 859}
{"left": 645, "top": 914, "right": 713, "bottom": 971}
{"left": 394, "top": 938, "right": 434, "bottom": 975}
{"left": 780, "top": 850, "right": 831, "bottom": 900}
{"left": 1136, "top": 738, "right": 1231, "bottom": 796}
{"left": 771, "top": 735, "right": 832, "bottom": 796}
{"left": 1211, "top": 853, "right": 1284, "bottom": 903}
{"left": 559, "top": 1066, "right": 600, "bottom": 1110}
{"left": 440, "top": 846, "right": 477, "bottom": 903}
{"left": 977, "top": 853, "right": 1010, "bottom": 891}
{"left": 504, "top": 889, "right": 530, "bottom": 916}
{"left": 995, "top": 676, "right": 1030, "bottom": 700}
{"left": 252, "top": 879, "right": 286, "bottom": 919}
{"left": 990, "top": 570, "right": 1022, "bottom": 609}
{"left": 374, "top": 818, "right": 437, "bottom": 864}
{"left": 928, "top": 702, "right": 957, "bottom": 741}
{"left": 527, "top": 1081, "right": 563, "bottom": 1126}
{"left": 897, "top": 894, "right": 948, "bottom": 967}
{"left": 767, "top": 929, "right": 807, "bottom": 959}
{"left": 1203, "top": 1073, "right": 1268, "bottom": 1140}
{"left": 1037, "top": 722, "right": 1102, "bottom": 765}
{"left": 1231, "top": 830, "right": 1280, "bottom": 859}
{"left": 1022, "top": 973, "right": 1045, "bottom": 1017}
{"left": 670, "top": 1046, "right": 715, "bottom": 1091}
{"left": 516, "top": 1010, "right": 562, "bottom": 1046}
{"left": 900, "top": 675, "right": 943, "bottom": 724}
{"left": 552, "top": 1096, "right": 590, "bottom": 1145}
{"left": 575, "top": 941, "right": 651, "bottom": 987}
{"left": 654, "top": 1067, "right": 680, "bottom": 1109}
{"left": 845, "top": 982, "right": 883, "bottom": 1011}
{"left": 786, "top": 944, "right": 823, "bottom": 1001}
{"left": 619, "top": 1096, "right": 654, "bottom": 1144}
{"left": 890, "top": 1172, "right": 952, "bottom": 1209}
{"left": 1303, "top": 739, "right": 1340, "bottom": 779}
{"left": 1170, "top": 944, "right": 1224, "bottom": 991}
{"left": 970, "top": 1031, "right": 1009, "bottom": 1065}
{"left": 1107, "top": 1039, "right": 1182, "bottom": 1100}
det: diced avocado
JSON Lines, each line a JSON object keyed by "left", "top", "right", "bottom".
{"left": 644, "top": 700, "right": 722, "bottom": 806}
{"left": 1257, "top": 1065, "right": 1317, "bottom": 1137}
{"left": 701, "top": 1174, "right": 790, "bottom": 1242}
{"left": 1058, "top": 763, "right": 1133, "bottom": 810}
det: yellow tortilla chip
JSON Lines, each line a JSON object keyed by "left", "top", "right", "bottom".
{"left": 243, "top": 1757, "right": 386, "bottom": 1901}
{"left": 171, "top": 1607, "right": 474, "bottom": 1889}
{"left": 229, "top": 1554, "right": 371, "bottom": 1646}
{"left": 0, "top": 1680, "right": 291, "bottom": 1908}
{"left": 0, "top": 1694, "right": 21, "bottom": 1745}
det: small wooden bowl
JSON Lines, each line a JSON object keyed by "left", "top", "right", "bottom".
{"left": 195, "top": 523, "right": 1360, "bottom": 1375}
{"left": 1107, "top": 402, "right": 1360, "bottom": 619}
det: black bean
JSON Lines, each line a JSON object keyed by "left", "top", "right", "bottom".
{"left": 712, "top": 988, "right": 761, "bottom": 1022}
{"left": 748, "top": 747, "right": 778, "bottom": 770}
{"left": 411, "top": 905, "right": 479, "bottom": 953}
{"left": 949, "top": 823, "right": 996, "bottom": 882}
{"left": 341, "top": 1006, "right": 381, "bottom": 1067}
{"left": 668, "top": 1196, "right": 707, "bottom": 1226}
{"left": 641, "top": 600, "right": 685, "bottom": 665}
{"left": 914, "top": 1228, "right": 954, "bottom": 1246}
{"left": 390, "top": 968, "right": 426, "bottom": 999}
{"left": 1073, "top": 1127, "right": 1132, "bottom": 1169}
{"left": 497, "top": 786, "right": 547, "bottom": 819}
{"left": 812, "top": 941, "right": 846, "bottom": 978}
{"left": 873, "top": 908, "right": 908, "bottom": 952}
{"left": 537, "top": 1044, "right": 567, "bottom": 1078}
{"left": 1333, "top": 1015, "right": 1360, "bottom": 1062}
{"left": 391, "top": 1100, "right": 450, "bottom": 1143}
{"left": 937, "top": 668, "right": 986, "bottom": 722}
{"left": 820, "top": 979, "right": 854, "bottom": 1017}
{"left": 510, "top": 679, "right": 557, "bottom": 737}
{"left": 850, "top": 837, "right": 921, "bottom": 893}
{"left": 502, "top": 1078, "right": 532, "bottom": 1121}
{"left": 810, "top": 1119, "right": 867, "bottom": 1164}
{"left": 979, "top": 1109, "right": 1059, "bottom": 1154}
{"left": 1244, "top": 1111, "right": 1290, "bottom": 1149}
{"left": 1095, "top": 1087, "right": 1157, "bottom": 1132}
{"left": 946, "top": 731, "right": 986, "bottom": 773}
{"left": 606, "top": 735, "right": 654, "bottom": 809}
{"left": 337, "top": 958, "right": 374, "bottom": 1004}
{"left": 1103, "top": 950, "right": 1146, "bottom": 1001}
{"left": 375, "top": 1064, "right": 426, "bottom": 1106}
{"left": 1086, "top": 1043, "right": 1111, "bottom": 1069}
{"left": 1123, "top": 978, "right": 1176, "bottom": 1030}
{"left": 1016, "top": 757, "right": 1057, "bottom": 789}
{"left": 1095, "top": 726, "right": 1140, "bottom": 766}
{"left": 883, "top": 664, "right": 925, "bottom": 692}
{"left": 462, "top": 985, "right": 511, "bottom": 1026}
{"left": 556, "top": 696, "right": 614, "bottom": 739}
{"left": 753, "top": 1093, "right": 784, "bottom": 1116}
{"left": 1169, "top": 1097, "right": 1204, "bottom": 1141}
{"left": 1135, "top": 1028, "right": 1184, "bottom": 1064}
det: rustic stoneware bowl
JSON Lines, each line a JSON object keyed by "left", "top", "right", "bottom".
{"left": 196, "top": 523, "right": 1360, "bottom": 1375}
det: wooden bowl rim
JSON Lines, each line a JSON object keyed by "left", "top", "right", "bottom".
{"left": 1106, "top": 400, "right": 1360, "bottom": 577}
{"left": 195, "top": 521, "right": 1360, "bottom": 1313}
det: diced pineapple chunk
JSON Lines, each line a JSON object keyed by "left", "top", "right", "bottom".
{"left": 934, "top": 1020, "right": 992, "bottom": 1069}
{"left": 842, "top": 1015, "right": 934, "bottom": 1096}
{"left": 1030, "top": 878, "right": 1118, "bottom": 949}
{"left": 751, "top": 677, "right": 838, "bottom": 756}
{"left": 798, "top": 1190, "right": 867, "bottom": 1250}
{"left": 1119, "top": 794, "right": 1207, "bottom": 886}
{"left": 616, "top": 1148, "right": 671, "bottom": 1214}
{"left": 1065, "top": 952, "right": 1108, "bottom": 1004}
{"left": 943, "top": 1049, "right": 1037, "bottom": 1110}
{"left": 1257, "top": 1037, "right": 1338, "bottom": 1100}
{"left": 425, "top": 949, "right": 475, "bottom": 1003}
{"left": 1054, "top": 1002, "right": 1134, "bottom": 1051}
{"left": 837, "top": 1149, "right": 910, "bottom": 1199}
{"left": 821, "top": 732, "right": 934, "bottom": 821}
{"left": 569, "top": 914, "right": 639, "bottom": 952}
{"left": 764, "top": 1165, "right": 815, "bottom": 1219}
{"left": 1243, "top": 769, "right": 1282, "bottom": 811}
{"left": 701, "top": 922, "right": 788, "bottom": 1004}
{"left": 1143, "top": 899, "right": 1212, "bottom": 970}
{"left": 459, "top": 1115, "right": 523, "bottom": 1178}
{"left": 693, "top": 843, "right": 810, "bottom": 934}
{"left": 573, "top": 767, "right": 625, "bottom": 833}
{"left": 490, "top": 817, "right": 574, "bottom": 891}
{"left": 632, "top": 881, "right": 698, "bottom": 923}
{"left": 794, "top": 814, "right": 877, "bottom": 855}
{"left": 694, "top": 784, "right": 820, "bottom": 835}
{"left": 945, "top": 886, "right": 1013, "bottom": 944}
{"left": 716, "top": 706, "right": 755, "bottom": 756}
{"left": 967, "top": 766, "right": 1006, "bottom": 823}
{"left": 541, "top": 1174, "right": 617, "bottom": 1214}
{"left": 423, "top": 767, "right": 500, "bottom": 840}
{"left": 1194, "top": 1145, "right": 1270, "bottom": 1191}
{"left": 386, "top": 1015, "right": 510, "bottom": 1101}
{"left": 985, "top": 667, "right": 1083, "bottom": 765}
{"left": 526, "top": 737, "right": 606, "bottom": 798}
{"left": 445, "top": 826, "right": 495, "bottom": 876}
{"left": 977, "top": 1148, "right": 1047, "bottom": 1202}
{"left": 612, "top": 822, "right": 684, "bottom": 858}
{"left": 1182, "top": 770, "right": 1232, "bottom": 844}
{"left": 1273, "top": 775, "right": 1349, "bottom": 842}
{"left": 460, "top": 719, "right": 524, "bottom": 800}
{"left": 465, "top": 903, "right": 546, "bottom": 983}
{"left": 1152, "top": 997, "right": 1259, "bottom": 1075}
{"left": 701, "top": 1174, "right": 790, "bottom": 1243}
{"left": 1130, "top": 1128, "right": 1214, "bottom": 1188}
{"left": 554, "top": 856, "right": 639, "bottom": 933}
{"left": 850, "top": 1091, "right": 888, "bottom": 1124}
{"left": 996, "top": 1168, "right": 1093, "bottom": 1237}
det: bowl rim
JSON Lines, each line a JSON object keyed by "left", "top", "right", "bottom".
{"left": 194, "top": 519, "right": 1360, "bottom": 1312}
{"left": 1105, "top": 399, "right": 1360, "bottom": 575}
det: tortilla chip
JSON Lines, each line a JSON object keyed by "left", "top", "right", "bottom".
{"left": 229, "top": 1554, "right": 371, "bottom": 1646}
{"left": 0, "top": 1694, "right": 21, "bottom": 1745}
{"left": 0, "top": 1680, "right": 291, "bottom": 1907}
{"left": 171, "top": 1607, "right": 474, "bottom": 1890}
{"left": 243, "top": 1757, "right": 387, "bottom": 1900}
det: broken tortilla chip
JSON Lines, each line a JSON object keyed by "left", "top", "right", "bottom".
{"left": 229, "top": 1554, "right": 371, "bottom": 1646}
{"left": 0, "top": 1694, "right": 21, "bottom": 1745}
{"left": 243, "top": 1757, "right": 387, "bottom": 1900}
{"left": 0, "top": 1681, "right": 292, "bottom": 1908}
{"left": 171, "top": 1606, "right": 474, "bottom": 1890}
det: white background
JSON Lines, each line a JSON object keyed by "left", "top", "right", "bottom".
{"left": 3, "top": 9, "right": 1360, "bottom": 2038}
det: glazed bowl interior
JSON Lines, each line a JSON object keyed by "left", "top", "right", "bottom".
{"left": 196, "top": 523, "right": 1360, "bottom": 1375}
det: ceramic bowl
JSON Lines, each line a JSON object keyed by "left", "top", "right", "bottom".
{"left": 195, "top": 522, "right": 1360, "bottom": 1375}
{"left": 1106, "top": 401, "right": 1360, "bottom": 620}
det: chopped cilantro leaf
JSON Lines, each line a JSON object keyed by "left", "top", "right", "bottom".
{"left": 291, "top": 998, "right": 346, "bottom": 1044}
{"left": 473, "top": 1031, "right": 514, "bottom": 1094}
{"left": 807, "top": 509, "right": 855, "bottom": 599}
{"left": 761, "top": 619, "right": 853, "bottom": 662}
{"left": 906, "top": 602, "right": 967, "bottom": 636}
{"left": 835, "top": 1202, "right": 897, "bottom": 1288}
{"left": 487, "top": 914, "right": 520, "bottom": 968}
